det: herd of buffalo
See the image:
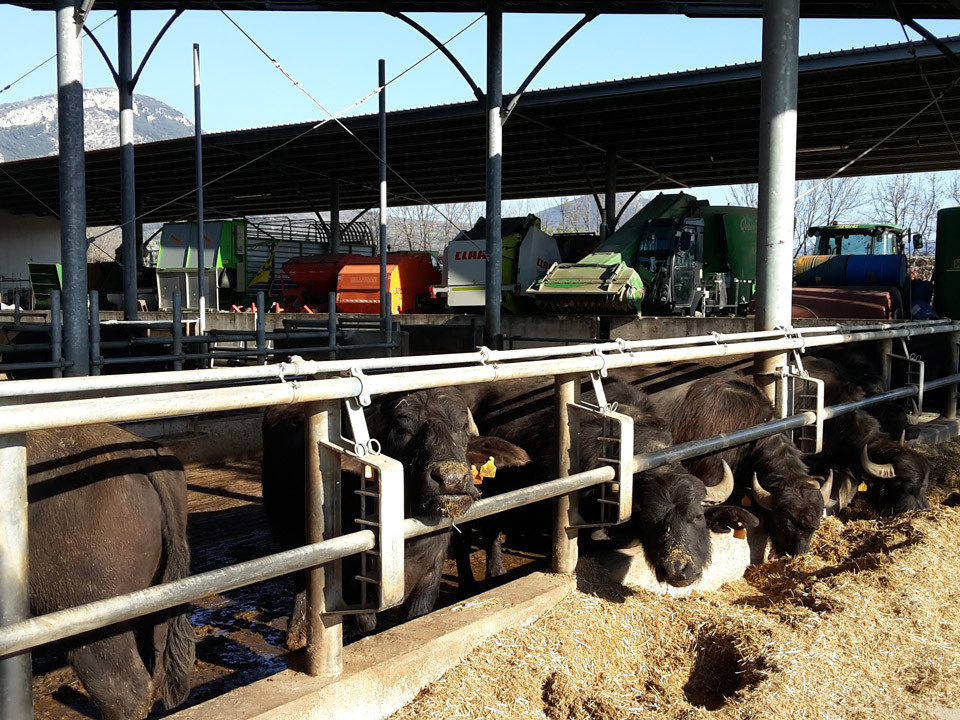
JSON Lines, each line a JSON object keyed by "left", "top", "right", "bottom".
{"left": 21, "top": 346, "right": 934, "bottom": 718}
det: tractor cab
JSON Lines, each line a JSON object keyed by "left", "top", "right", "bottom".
{"left": 807, "top": 223, "right": 921, "bottom": 257}
{"left": 635, "top": 216, "right": 705, "bottom": 315}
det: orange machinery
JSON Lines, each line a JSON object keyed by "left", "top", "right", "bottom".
{"left": 336, "top": 253, "right": 441, "bottom": 315}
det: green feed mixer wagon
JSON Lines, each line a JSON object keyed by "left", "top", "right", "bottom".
{"left": 528, "top": 192, "right": 758, "bottom": 316}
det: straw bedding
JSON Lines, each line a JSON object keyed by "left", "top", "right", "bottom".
{"left": 390, "top": 440, "right": 960, "bottom": 720}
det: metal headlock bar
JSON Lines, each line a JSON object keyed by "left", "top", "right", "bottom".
{"left": 318, "top": 439, "right": 404, "bottom": 614}
{"left": 566, "top": 402, "right": 634, "bottom": 528}
{"left": 886, "top": 337, "right": 925, "bottom": 422}
{"left": 775, "top": 351, "right": 825, "bottom": 454}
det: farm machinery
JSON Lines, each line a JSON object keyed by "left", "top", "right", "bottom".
{"left": 527, "top": 192, "right": 758, "bottom": 316}
{"left": 792, "top": 223, "right": 922, "bottom": 319}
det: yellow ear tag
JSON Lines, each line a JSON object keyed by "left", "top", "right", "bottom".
{"left": 471, "top": 465, "right": 482, "bottom": 485}
{"left": 741, "top": 495, "right": 752, "bottom": 507}
{"left": 858, "top": 481, "right": 868, "bottom": 493}
{"left": 479, "top": 457, "right": 497, "bottom": 479}
{"left": 734, "top": 527, "right": 747, "bottom": 540}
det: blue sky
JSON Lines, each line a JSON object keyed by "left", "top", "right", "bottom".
{"left": 2, "top": 8, "right": 960, "bottom": 134}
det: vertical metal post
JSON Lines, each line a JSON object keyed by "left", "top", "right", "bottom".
{"left": 118, "top": 4, "right": 138, "bottom": 321}
{"left": 327, "top": 291, "right": 337, "bottom": 361}
{"left": 0, "top": 431, "right": 31, "bottom": 720}
{"left": 602, "top": 151, "right": 617, "bottom": 241}
{"left": 385, "top": 292, "right": 393, "bottom": 358}
{"left": 484, "top": 5, "right": 503, "bottom": 350}
{"left": 56, "top": 0, "right": 89, "bottom": 376}
{"left": 172, "top": 289, "right": 183, "bottom": 371}
{"left": 193, "top": 44, "right": 206, "bottom": 334}
{"left": 552, "top": 373, "right": 580, "bottom": 573}
{"left": 305, "top": 400, "right": 343, "bottom": 678}
{"left": 879, "top": 338, "right": 894, "bottom": 390}
{"left": 378, "top": 59, "right": 388, "bottom": 334}
{"left": 89, "top": 291, "right": 101, "bottom": 376}
{"left": 50, "top": 290, "right": 63, "bottom": 379}
{"left": 256, "top": 290, "right": 266, "bottom": 365}
{"left": 330, "top": 178, "right": 341, "bottom": 254}
{"left": 943, "top": 331, "right": 960, "bottom": 419}
{"left": 753, "top": 0, "right": 799, "bottom": 401}
{"left": 13, "top": 295, "right": 20, "bottom": 326}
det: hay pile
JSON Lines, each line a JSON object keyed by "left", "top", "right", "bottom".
{"left": 390, "top": 440, "right": 960, "bottom": 720}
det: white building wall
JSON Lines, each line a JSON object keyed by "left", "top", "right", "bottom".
{"left": 0, "top": 210, "right": 61, "bottom": 283}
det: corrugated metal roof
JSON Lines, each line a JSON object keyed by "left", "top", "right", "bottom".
{"left": 1, "top": 34, "right": 959, "bottom": 225}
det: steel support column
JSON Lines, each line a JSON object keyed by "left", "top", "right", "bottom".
{"left": 330, "top": 178, "right": 341, "bottom": 254}
{"left": 118, "top": 4, "right": 138, "bottom": 320}
{"left": 484, "top": 5, "right": 503, "bottom": 349}
{"left": 193, "top": 44, "right": 206, "bottom": 334}
{"left": 552, "top": 373, "right": 579, "bottom": 573}
{"left": 753, "top": 0, "right": 800, "bottom": 400}
{"left": 56, "top": 0, "right": 89, "bottom": 376}
{"left": 378, "top": 59, "right": 388, "bottom": 332}
{"left": 305, "top": 400, "right": 343, "bottom": 677}
{"left": 603, "top": 151, "right": 617, "bottom": 240}
{"left": 0, "top": 432, "right": 30, "bottom": 720}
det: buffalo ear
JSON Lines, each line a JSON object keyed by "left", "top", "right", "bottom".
{"left": 467, "top": 436, "right": 531, "bottom": 468}
{"left": 704, "top": 506, "right": 760, "bottom": 534}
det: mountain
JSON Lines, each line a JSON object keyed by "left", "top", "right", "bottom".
{"left": 0, "top": 87, "right": 193, "bottom": 162}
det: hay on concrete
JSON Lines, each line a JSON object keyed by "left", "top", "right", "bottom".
{"left": 389, "top": 443, "right": 960, "bottom": 720}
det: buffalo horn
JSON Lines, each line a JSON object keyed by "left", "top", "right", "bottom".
{"left": 861, "top": 445, "right": 895, "bottom": 479}
{"left": 466, "top": 408, "right": 479, "bottom": 437}
{"left": 751, "top": 473, "right": 775, "bottom": 510}
{"left": 899, "top": 429, "right": 906, "bottom": 446}
{"left": 819, "top": 470, "right": 834, "bottom": 504}
{"left": 838, "top": 475, "right": 858, "bottom": 511}
{"left": 703, "top": 460, "right": 735, "bottom": 505}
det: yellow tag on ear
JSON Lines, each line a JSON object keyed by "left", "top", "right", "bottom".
{"left": 479, "top": 456, "right": 497, "bottom": 479}
{"left": 741, "top": 495, "right": 752, "bottom": 507}
{"left": 734, "top": 528, "right": 747, "bottom": 540}
{"left": 471, "top": 465, "right": 482, "bottom": 485}
{"left": 858, "top": 481, "right": 868, "bottom": 493}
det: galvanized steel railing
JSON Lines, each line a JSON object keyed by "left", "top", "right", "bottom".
{"left": 1, "top": 319, "right": 958, "bottom": 719}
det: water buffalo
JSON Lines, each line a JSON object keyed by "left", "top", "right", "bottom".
{"left": 802, "top": 356, "right": 930, "bottom": 515}
{"left": 261, "top": 387, "right": 529, "bottom": 646}
{"left": 459, "top": 379, "right": 754, "bottom": 588}
{"left": 667, "top": 372, "right": 831, "bottom": 557}
{"left": 27, "top": 424, "right": 195, "bottom": 720}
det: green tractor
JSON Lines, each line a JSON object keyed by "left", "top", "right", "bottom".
{"left": 528, "top": 192, "right": 758, "bottom": 316}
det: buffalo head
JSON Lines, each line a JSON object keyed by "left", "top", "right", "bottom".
{"left": 620, "top": 460, "right": 744, "bottom": 587}
{"left": 859, "top": 441, "right": 930, "bottom": 515}
{"left": 373, "top": 388, "right": 528, "bottom": 518}
{"left": 749, "top": 472, "right": 831, "bottom": 556}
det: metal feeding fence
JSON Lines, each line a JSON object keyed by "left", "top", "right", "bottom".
{"left": 1, "top": 319, "right": 959, "bottom": 719}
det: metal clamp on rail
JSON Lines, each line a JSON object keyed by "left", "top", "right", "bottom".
{"left": 477, "top": 346, "right": 492, "bottom": 365}
{"left": 592, "top": 347, "right": 608, "bottom": 378}
{"left": 344, "top": 369, "right": 380, "bottom": 458}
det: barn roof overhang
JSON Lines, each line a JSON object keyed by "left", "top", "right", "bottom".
{"left": 1, "top": 34, "right": 959, "bottom": 226}
{"left": 5, "top": 1, "right": 960, "bottom": 18}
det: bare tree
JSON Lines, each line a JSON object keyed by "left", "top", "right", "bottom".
{"left": 726, "top": 183, "right": 759, "bottom": 207}
{"left": 867, "top": 173, "right": 942, "bottom": 257}
{"left": 389, "top": 202, "right": 480, "bottom": 253}
{"left": 793, "top": 176, "right": 867, "bottom": 256}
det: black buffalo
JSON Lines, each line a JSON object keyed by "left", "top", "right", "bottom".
{"left": 459, "top": 379, "right": 755, "bottom": 588}
{"left": 28, "top": 424, "right": 195, "bottom": 720}
{"left": 802, "top": 356, "right": 930, "bottom": 515}
{"left": 667, "top": 372, "right": 831, "bottom": 557}
{"left": 261, "top": 387, "right": 529, "bottom": 645}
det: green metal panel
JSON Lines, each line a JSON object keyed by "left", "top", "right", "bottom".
{"left": 27, "top": 263, "right": 62, "bottom": 310}
{"left": 934, "top": 207, "right": 960, "bottom": 319}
